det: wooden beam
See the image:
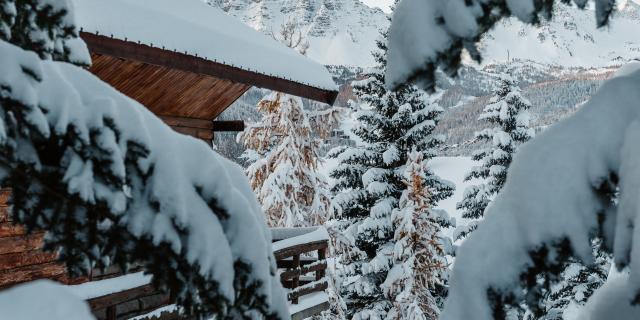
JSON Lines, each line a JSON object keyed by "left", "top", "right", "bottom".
{"left": 157, "top": 115, "right": 214, "bottom": 141}
{"left": 0, "top": 233, "right": 45, "bottom": 255}
{"left": 0, "top": 251, "right": 57, "bottom": 271}
{"left": 81, "top": 33, "right": 338, "bottom": 105}
{"left": 0, "top": 223, "right": 23, "bottom": 238}
{"left": 280, "top": 261, "right": 327, "bottom": 281}
{"left": 273, "top": 240, "right": 328, "bottom": 260}
{"left": 288, "top": 280, "right": 328, "bottom": 302}
{"left": 212, "top": 120, "right": 245, "bottom": 132}
{"left": 159, "top": 115, "right": 212, "bottom": 130}
{"left": 87, "top": 284, "right": 157, "bottom": 311}
{"left": 276, "top": 257, "right": 318, "bottom": 269}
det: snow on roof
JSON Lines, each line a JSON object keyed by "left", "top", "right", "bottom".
{"left": 71, "top": 0, "right": 337, "bottom": 91}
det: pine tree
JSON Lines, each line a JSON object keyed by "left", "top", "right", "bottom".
{"left": 456, "top": 76, "right": 533, "bottom": 239}
{"left": 0, "top": 0, "right": 89, "bottom": 65}
{"left": 329, "top": 31, "right": 454, "bottom": 319}
{"left": 382, "top": 150, "right": 453, "bottom": 320}
{"left": 240, "top": 92, "right": 339, "bottom": 227}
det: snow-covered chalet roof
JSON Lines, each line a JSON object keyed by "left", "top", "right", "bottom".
{"left": 71, "top": 0, "right": 338, "bottom": 93}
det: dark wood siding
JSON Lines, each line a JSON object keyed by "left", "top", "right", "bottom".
{"left": 89, "top": 53, "right": 251, "bottom": 121}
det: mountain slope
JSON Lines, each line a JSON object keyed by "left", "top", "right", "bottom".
{"left": 207, "top": 0, "right": 639, "bottom": 68}
{"left": 205, "top": 0, "right": 389, "bottom": 66}
{"left": 479, "top": 2, "right": 640, "bottom": 66}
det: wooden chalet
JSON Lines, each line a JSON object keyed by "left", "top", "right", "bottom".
{"left": 0, "top": 0, "right": 338, "bottom": 319}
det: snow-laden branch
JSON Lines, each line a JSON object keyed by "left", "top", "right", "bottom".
{"left": 0, "top": 39, "right": 287, "bottom": 318}
{"left": 386, "top": 0, "right": 616, "bottom": 91}
{"left": 442, "top": 64, "right": 640, "bottom": 319}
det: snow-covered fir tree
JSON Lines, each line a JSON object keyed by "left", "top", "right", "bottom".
{"left": 240, "top": 92, "right": 339, "bottom": 227}
{"left": 456, "top": 76, "right": 533, "bottom": 239}
{"left": 329, "top": 30, "right": 454, "bottom": 319}
{"left": 316, "top": 222, "right": 350, "bottom": 320}
{"left": 0, "top": 1, "right": 287, "bottom": 318}
{"left": 382, "top": 150, "right": 453, "bottom": 320}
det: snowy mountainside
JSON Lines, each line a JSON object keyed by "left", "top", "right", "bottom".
{"left": 215, "top": 63, "right": 617, "bottom": 160}
{"left": 205, "top": 0, "right": 639, "bottom": 68}
{"left": 479, "top": 2, "right": 640, "bottom": 66}
{"left": 204, "top": 0, "right": 388, "bottom": 66}
{"left": 435, "top": 65, "right": 616, "bottom": 156}
{"left": 209, "top": 0, "right": 640, "bottom": 159}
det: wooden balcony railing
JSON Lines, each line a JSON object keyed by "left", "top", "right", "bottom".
{"left": 271, "top": 227, "right": 331, "bottom": 320}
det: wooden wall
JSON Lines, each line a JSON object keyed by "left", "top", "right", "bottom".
{"left": 88, "top": 52, "right": 251, "bottom": 122}
{"left": 0, "top": 189, "right": 76, "bottom": 288}
{"left": 0, "top": 189, "right": 168, "bottom": 320}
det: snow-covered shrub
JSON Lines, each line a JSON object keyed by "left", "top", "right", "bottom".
{"left": 0, "top": 1, "right": 287, "bottom": 318}
{"left": 441, "top": 65, "right": 640, "bottom": 320}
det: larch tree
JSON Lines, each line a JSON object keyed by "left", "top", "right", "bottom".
{"left": 382, "top": 150, "right": 452, "bottom": 320}
{"left": 239, "top": 92, "right": 340, "bottom": 227}
{"left": 0, "top": 0, "right": 288, "bottom": 318}
{"left": 240, "top": 18, "right": 339, "bottom": 228}
{"left": 329, "top": 29, "right": 454, "bottom": 319}
{"left": 455, "top": 76, "right": 533, "bottom": 239}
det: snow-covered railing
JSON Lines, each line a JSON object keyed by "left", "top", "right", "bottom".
{"left": 63, "top": 271, "right": 170, "bottom": 320}
{"left": 271, "top": 227, "right": 330, "bottom": 319}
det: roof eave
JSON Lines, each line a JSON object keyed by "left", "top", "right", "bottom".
{"left": 80, "top": 32, "right": 339, "bottom": 105}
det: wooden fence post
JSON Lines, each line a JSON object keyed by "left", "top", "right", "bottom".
{"left": 292, "top": 254, "right": 300, "bottom": 304}
{"left": 316, "top": 247, "right": 327, "bottom": 281}
{"left": 106, "top": 305, "right": 116, "bottom": 320}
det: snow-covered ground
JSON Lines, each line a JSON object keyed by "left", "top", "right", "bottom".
{"left": 0, "top": 280, "right": 95, "bottom": 320}
{"left": 428, "top": 157, "right": 478, "bottom": 224}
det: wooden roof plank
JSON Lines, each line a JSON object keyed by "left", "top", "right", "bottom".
{"left": 88, "top": 53, "right": 252, "bottom": 120}
{"left": 82, "top": 33, "right": 338, "bottom": 105}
